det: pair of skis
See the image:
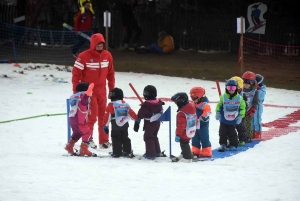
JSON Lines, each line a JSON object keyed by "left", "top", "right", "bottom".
{"left": 62, "top": 23, "right": 91, "bottom": 41}
{"left": 170, "top": 155, "right": 214, "bottom": 162}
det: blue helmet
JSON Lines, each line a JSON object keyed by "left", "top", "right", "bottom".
{"left": 171, "top": 92, "right": 189, "bottom": 109}
{"left": 226, "top": 79, "right": 238, "bottom": 86}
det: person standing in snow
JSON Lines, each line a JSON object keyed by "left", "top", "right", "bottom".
{"left": 231, "top": 76, "right": 248, "bottom": 146}
{"left": 102, "top": 87, "right": 138, "bottom": 158}
{"left": 252, "top": 74, "right": 266, "bottom": 140}
{"left": 242, "top": 71, "right": 259, "bottom": 142}
{"left": 65, "top": 82, "right": 96, "bottom": 156}
{"left": 216, "top": 79, "right": 246, "bottom": 152}
{"left": 72, "top": 33, "right": 115, "bottom": 149}
{"left": 189, "top": 86, "right": 212, "bottom": 159}
{"left": 134, "top": 85, "right": 166, "bottom": 160}
{"left": 171, "top": 92, "right": 197, "bottom": 163}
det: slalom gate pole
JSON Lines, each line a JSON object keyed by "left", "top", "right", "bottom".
{"left": 12, "top": 41, "right": 20, "bottom": 67}
{"left": 169, "top": 107, "right": 172, "bottom": 159}
{"left": 216, "top": 80, "right": 221, "bottom": 96}
{"left": 129, "top": 83, "right": 143, "bottom": 103}
{"left": 66, "top": 99, "right": 71, "bottom": 141}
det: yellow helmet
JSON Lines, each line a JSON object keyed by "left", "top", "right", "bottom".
{"left": 231, "top": 76, "right": 244, "bottom": 89}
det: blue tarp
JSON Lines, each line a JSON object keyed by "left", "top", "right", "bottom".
{"left": 211, "top": 140, "right": 261, "bottom": 160}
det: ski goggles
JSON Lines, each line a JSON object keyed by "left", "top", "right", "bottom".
{"left": 226, "top": 86, "right": 237, "bottom": 91}
{"left": 243, "top": 79, "right": 255, "bottom": 84}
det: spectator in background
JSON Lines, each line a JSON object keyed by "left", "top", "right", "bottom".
{"left": 147, "top": 31, "right": 174, "bottom": 54}
{"left": 118, "top": 0, "right": 142, "bottom": 50}
{"left": 78, "top": 0, "right": 95, "bottom": 17}
{"left": 72, "top": 1, "right": 94, "bottom": 59}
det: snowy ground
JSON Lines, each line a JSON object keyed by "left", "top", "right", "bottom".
{"left": 0, "top": 63, "right": 300, "bottom": 201}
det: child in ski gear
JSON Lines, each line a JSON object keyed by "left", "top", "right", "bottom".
{"left": 216, "top": 79, "right": 246, "bottom": 152}
{"left": 171, "top": 92, "right": 197, "bottom": 163}
{"left": 189, "top": 87, "right": 212, "bottom": 158}
{"left": 65, "top": 82, "right": 96, "bottom": 156}
{"left": 252, "top": 74, "right": 266, "bottom": 139}
{"left": 134, "top": 85, "right": 165, "bottom": 160}
{"left": 102, "top": 88, "right": 138, "bottom": 158}
{"left": 242, "top": 71, "right": 259, "bottom": 142}
{"left": 231, "top": 76, "right": 248, "bottom": 146}
{"left": 72, "top": 33, "right": 115, "bottom": 149}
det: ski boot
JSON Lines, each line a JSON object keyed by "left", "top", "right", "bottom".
{"left": 229, "top": 146, "right": 237, "bottom": 151}
{"left": 171, "top": 154, "right": 183, "bottom": 162}
{"left": 238, "top": 141, "right": 246, "bottom": 146}
{"left": 199, "top": 147, "right": 212, "bottom": 158}
{"left": 80, "top": 142, "right": 97, "bottom": 157}
{"left": 218, "top": 144, "right": 227, "bottom": 152}
{"left": 65, "top": 139, "right": 76, "bottom": 154}
{"left": 156, "top": 150, "right": 167, "bottom": 157}
{"left": 88, "top": 138, "right": 97, "bottom": 149}
{"left": 123, "top": 150, "right": 135, "bottom": 158}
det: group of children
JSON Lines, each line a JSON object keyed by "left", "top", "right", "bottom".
{"left": 216, "top": 71, "right": 267, "bottom": 152}
{"left": 64, "top": 70, "right": 266, "bottom": 162}
{"left": 65, "top": 83, "right": 166, "bottom": 159}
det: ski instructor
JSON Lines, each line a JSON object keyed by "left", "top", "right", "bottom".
{"left": 72, "top": 33, "right": 115, "bottom": 149}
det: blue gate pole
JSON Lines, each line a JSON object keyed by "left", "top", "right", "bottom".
{"left": 169, "top": 106, "right": 172, "bottom": 159}
{"left": 66, "top": 99, "right": 71, "bottom": 141}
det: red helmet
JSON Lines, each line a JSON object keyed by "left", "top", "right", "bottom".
{"left": 242, "top": 71, "right": 256, "bottom": 81}
{"left": 190, "top": 87, "right": 205, "bottom": 99}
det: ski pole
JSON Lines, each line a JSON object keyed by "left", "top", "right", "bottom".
{"left": 129, "top": 83, "right": 143, "bottom": 103}
{"left": 66, "top": 99, "right": 71, "bottom": 141}
{"left": 216, "top": 80, "right": 221, "bottom": 96}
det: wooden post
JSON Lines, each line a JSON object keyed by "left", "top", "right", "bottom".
{"left": 105, "top": 10, "right": 109, "bottom": 50}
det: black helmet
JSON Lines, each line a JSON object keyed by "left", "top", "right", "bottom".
{"left": 143, "top": 85, "right": 157, "bottom": 100}
{"left": 76, "top": 82, "right": 89, "bottom": 92}
{"left": 256, "top": 74, "right": 264, "bottom": 85}
{"left": 109, "top": 87, "right": 124, "bottom": 101}
{"left": 171, "top": 92, "right": 189, "bottom": 109}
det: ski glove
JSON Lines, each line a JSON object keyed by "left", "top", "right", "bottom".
{"left": 85, "top": 83, "right": 94, "bottom": 96}
{"left": 236, "top": 115, "right": 242, "bottom": 125}
{"left": 246, "top": 107, "right": 256, "bottom": 117}
{"left": 103, "top": 126, "right": 109, "bottom": 134}
{"left": 215, "top": 112, "right": 221, "bottom": 120}
{"left": 133, "top": 118, "right": 141, "bottom": 132}
{"left": 175, "top": 136, "right": 180, "bottom": 143}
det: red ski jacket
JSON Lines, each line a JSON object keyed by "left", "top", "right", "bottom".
{"left": 72, "top": 33, "right": 115, "bottom": 96}
{"left": 74, "top": 10, "right": 93, "bottom": 31}
{"left": 176, "top": 102, "right": 197, "bottom": 141}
